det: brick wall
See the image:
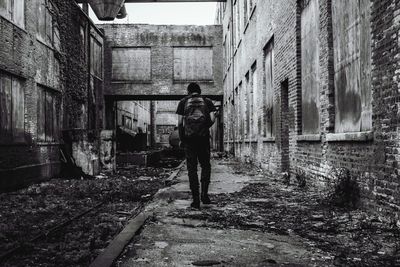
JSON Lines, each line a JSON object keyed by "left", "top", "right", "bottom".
{"left": 100, "top": 24, "right": 223, "bottom": 98}
{"left": 219, "top": 0, "right": 400, "bottom": 221}
{"left": 0, "top": 0, "right": 104, "bottom": 190}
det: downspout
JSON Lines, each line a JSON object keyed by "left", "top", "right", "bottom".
{"left": 230, "top": 0, "right": 235, "bottom": 156}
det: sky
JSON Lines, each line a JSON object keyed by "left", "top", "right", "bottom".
{"left": 89, "top": 3, "right": 218, "bottom": 25}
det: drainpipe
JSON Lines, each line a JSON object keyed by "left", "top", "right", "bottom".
{"left": 230, "top": 0, "right": 236, "bottom": 156}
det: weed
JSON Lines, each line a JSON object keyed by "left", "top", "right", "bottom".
{"left": 326, "top": 168, "right": 360, "bottom": 209}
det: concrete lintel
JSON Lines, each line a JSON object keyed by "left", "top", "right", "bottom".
{"left": 105, "top": 94, "right": 223, "bottom": 101}
{"left": 326, "top": 131, "right": 374, "bottom": 142}
{"left": 297, "top": 134, "right": 321, "bottom": 142}
{"left": 77, "top": 0, "right": 226, "bottom": 2}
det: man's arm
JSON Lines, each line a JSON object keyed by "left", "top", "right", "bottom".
{"left": 178, "top": 115, "right": 185, "bottom": 142}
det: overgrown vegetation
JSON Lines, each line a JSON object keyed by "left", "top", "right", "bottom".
{"left": 294, "top": 168, "right": 307, "bottom": 188}
{"left": 326, "top": 167, "right": 360, "bottom": 209}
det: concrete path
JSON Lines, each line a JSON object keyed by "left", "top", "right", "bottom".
{"left": 115, "top": 160, "right": 332, "bottom": 267}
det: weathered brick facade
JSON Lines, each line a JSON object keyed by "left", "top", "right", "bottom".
{"left": 0, "top": 0, "right": 104, "bottom": 190}
{"left": 218, "top": 0, "right": 400, "bottom": 221}
{"left": 100, "top": 24, "right": 223, "bottom": 98}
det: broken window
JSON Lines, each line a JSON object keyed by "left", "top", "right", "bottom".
{"left": 301, "top": 0, "right": 320, "bottom": 135}
{"left": 332, "top": 0, "right": 372, "bottom": 133}
{"left": 263, "top": 39, "right": 274, "bottom": 138}
{"left": 0, "top": 72, "right": 25, "bottom": 143}
{"left": 173, "top": 47, "right": 213, "bottom": 81}
{"left": 0, "top": 0, "right": 24, "bottom": 28}
{"left": 37, "top": 86, "right": 60, "bottom": 142}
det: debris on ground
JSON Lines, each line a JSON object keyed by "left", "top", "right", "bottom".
{"left": 171, "top": 160, "right": 400, "bottom": 267}
{"left": 0, "top": 164, "right": 178, "bottom": 267}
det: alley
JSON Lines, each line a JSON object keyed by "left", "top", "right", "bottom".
{"left": 116, "top": 158, "right": 400, "bottom": 266}
{"left": 1, "top": 0, "right": 400, "bottom": 266}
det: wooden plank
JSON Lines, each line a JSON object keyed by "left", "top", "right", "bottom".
{"left": 112, "top": 48, "right": 151, "bottom": 81}
{"left": 45, "top": 91, "right": 54, "bottom": 142}
{"left": 264, "top": 42, "right": 274, "bottom": 138}
{"left": 52, "top": 95, "right": 59, "bottom": 141}
{"left": 13, "top": 0, "right": 25, "bottom": 28}
{"left": 37, "top": 88, "right": 45, "bottom": 141}
{"left": 332, "top": 0, "right": 370, "bottom": 133}
{"left": 12, "top": 79, "right": 25, "bottom": 143}
{"left": 37, "top": 0, "right": 46, "bottom": 41}
{"left": 173, "top": 47, "right": 213, "bottom": 81}
{"left": 0, "top": 0, "right": 10, "bottom": 20}
{"left": 301, "top": 0, "right": 320, "bottom": 134}
{"left": 0, "top": 75, "right": 12, "bottom": 143}
{"left": 359, "top": 0, "right": 372, "bottom": 131}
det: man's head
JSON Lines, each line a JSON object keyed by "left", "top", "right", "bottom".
{"left": 187, "top": 82, "right": 201, "bottom": 95}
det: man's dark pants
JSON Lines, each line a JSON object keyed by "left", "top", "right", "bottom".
{"left": 184, "top": 137, "right": 211, "bottom": 199}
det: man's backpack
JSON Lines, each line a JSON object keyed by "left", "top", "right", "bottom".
{"left": 183, "top": 95, "right": 211, "bottom": 138}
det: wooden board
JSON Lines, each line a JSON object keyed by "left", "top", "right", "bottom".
{"left": 12, "top": 79, "right": 25, "bottom": 142}
{"left": 332, "top": 0, "right": 371, "bottom": 133}
{"left": 264, "top": 41, "right": 274, "bottom": 138}
{"left": 37, "top": 87, "right": 46, "bottom": 142}
{"left": 301, "top": 0, "right": 320, "bottom": 134}
{"left": 91, "top": 36, "right": 103, "bottom": 78}
{"left": 173, "top": 47, "right": 213, "bottom": 81}
{"left": 0, "top": 74, "right": 12, "bottom": 143}
{"left": 45, "top": 91, "right": 54, "bottom": 142}
{"left": 112, "top": 48, "right": 151, "bottom": 81}
{"left": 36, "top": 0, "right": 46, "bottom": 41}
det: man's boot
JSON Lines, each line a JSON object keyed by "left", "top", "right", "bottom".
{"left": 201, "top": 182, "right": 212, "bottom": 204}
{"left": 191, "top": 189, "right": 201, "bottom": 209}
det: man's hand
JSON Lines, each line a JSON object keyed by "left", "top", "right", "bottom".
{"left": 179, "top": 141, "right": 185, "bottom": 149}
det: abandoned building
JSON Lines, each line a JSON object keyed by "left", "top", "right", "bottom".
{"left": 216, "top": 0, "right": 400, "bottom": 221}
{"left": 1, "top": 0, "right": 400, "bottom": 264}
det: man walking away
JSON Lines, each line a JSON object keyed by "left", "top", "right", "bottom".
{"left": 176, "top": 83, "right": 217, "bottom": 209}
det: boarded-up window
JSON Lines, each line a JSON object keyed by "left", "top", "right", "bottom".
{"left": 37, "top": 0, "right": 56, "bottom": 46}
{"left": 173, "top": 47, "right": 213, "bottom": 81}
{"left": 251, "top": 63, "right": 257, "bottom": 138}
{"left": 245, "top": 72, "right": 250, "bottom": 138}
{"left": 263, "top": 39, "right": 274, "bottom": 138}
{"left": 112, "top": 47, "right": 151, "bottom": 81}
{"left": 90, "top": 36, "right": 103, "bottom": 78}
{"left": 332, "top": 0, "right": 372, "bottom": 133}
{"left": 37, "top": 86, "right": 59, "bottom": 142}
{"left": 0, "top": 73, "right": 25, "bottom": 143}
{"left": 301, "top": 0, "right": 320, "bottom": 134}
{"left": 0, "top": 0, "right": 24, "bottom": 28}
